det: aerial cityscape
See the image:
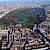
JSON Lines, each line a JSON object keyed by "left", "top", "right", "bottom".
{"left": 0, "top": 0, "right": 50, "bottom": 50}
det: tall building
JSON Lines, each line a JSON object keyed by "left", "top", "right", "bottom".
{"left": 45, "top": 6, "right": 50, "bottom": 26}
{"left": 40, "top": 6, "right": 50, "bottom": 34}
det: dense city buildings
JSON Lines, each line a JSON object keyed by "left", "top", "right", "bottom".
{"left": 0, "top": 1, "right": 50, "bottom": 50}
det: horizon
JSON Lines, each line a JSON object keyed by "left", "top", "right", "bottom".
{"left": 0, "top": 0, "right": 50, "bottom": 2}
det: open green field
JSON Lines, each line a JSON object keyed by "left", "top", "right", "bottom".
{"left": 0, "top": 8, "right": 43, "bottom": 27}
